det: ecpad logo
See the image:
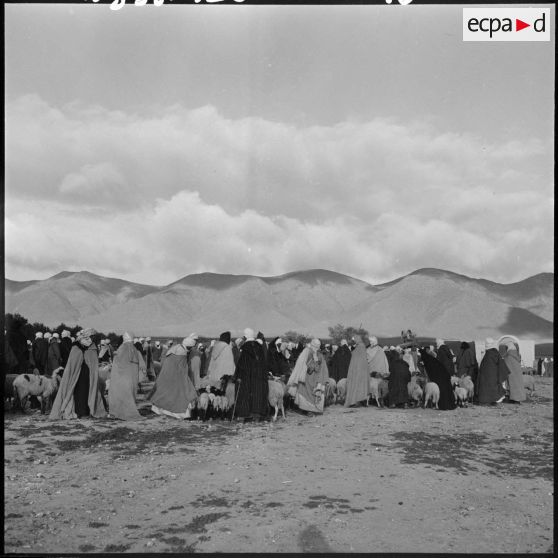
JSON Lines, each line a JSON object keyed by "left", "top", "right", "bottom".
{"left": 463, "top": 8, "right": 551, "bottom": 42}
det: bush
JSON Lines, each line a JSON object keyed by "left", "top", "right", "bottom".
{"left": 328, "top": 324, "right": 369, "bottom": 345}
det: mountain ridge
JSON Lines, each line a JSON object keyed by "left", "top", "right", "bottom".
{"left": 5, "top": 268, "right": 553, "bottom": 340}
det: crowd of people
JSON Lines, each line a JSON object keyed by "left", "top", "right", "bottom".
{"left": 6, "top": 325, "right": 547, "bottom": 422}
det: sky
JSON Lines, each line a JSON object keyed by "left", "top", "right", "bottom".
{"left": 4, "top": 3, "right": 554, "bottom": 287}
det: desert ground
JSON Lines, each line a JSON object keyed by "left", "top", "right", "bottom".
{"left": 3, "top": 377, "right": 554, "bottom": 554}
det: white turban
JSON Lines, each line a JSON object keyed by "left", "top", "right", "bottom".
{"left": 189, "top": 332, "right": 199, "bottom": 341}
{"left": 506, "top": 341, "right": 517, "bottom": 351}
{"left": 340, "top": 339, "right": 348, "bottom": 347}
{"left": 35, "top": 332, "right": 43, "bottom": 338}
{"left": 61, "top": 330, "right": 71, "bottom": 338}
{"left": 244, "top": 328, "right": 255, "bottom": 340}
{"left": 123, "top": 332, "right": 133, "bottom": 343}
{"left": 183, "top": 337, "right": 197, "bottom": 348}
{"left": 310, "top": 338, "right": 321, "bottom": 350}
{"left": 436, "top": 338, "right": 444, "bottom": 348}
{"left": 485, "top": 338, "right": 498, "bottom": 350}
{"left": 369, "top": 336, "right": 378, "bottom": 347}
{"left": 53, "top": 333, "right": 60, "bottom": 339}
{"left": 44, "top": 332, "right": 52, "bottom": 339}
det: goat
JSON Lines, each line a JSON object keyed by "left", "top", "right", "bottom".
{"left": 13, "top": 368, "right": 64, "bottom": 414}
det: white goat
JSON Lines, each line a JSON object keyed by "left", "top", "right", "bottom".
{"left": 13, "top": 368, "right": 64, "bottom": 414}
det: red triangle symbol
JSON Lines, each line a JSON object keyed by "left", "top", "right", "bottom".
{"left": 516, "top": 19, "right": 530, "bottom": 31}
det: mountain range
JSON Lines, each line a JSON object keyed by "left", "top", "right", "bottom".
{"left": 4, "top": 268, "right": 554, "bottom": 341}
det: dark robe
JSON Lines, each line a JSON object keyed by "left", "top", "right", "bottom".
{"left": 267, "top": 338, "right": 291, "bottom": 379}
{"left": 47, "top": 341, "right": 62, "bottom": 375}
{"left": 60, "top": 337, "right": 73, "bottom": 368}
{"left": 33, "top": 338, "right": 49, "bottom": 375}
{"left": 456, "top": 343, "right": 478, "bottom": 379}
{"left": 476, "top": 348, "right": 510, "bottom": 404}
{"left": 256, "top": 332, "right": 268, "bottom": 363}
{"left": 419, "top": 348, "right": 457, "bottom": 410}
{"left": 7, "top": 330, "right": 29, "bottom": 372}
{"left": 329, "top": 345, "right": 352, "bottom": 382}
{"left": 537, "top": 358, "right": 543, "bottom": 375}
{"left": 388, "top": 354, "right": 411, "bottom": 406}
{"left": 152, "top": 345, "right": 162, "bottom": 363}
{"left": 436, "top": 344, "right": 455, "bottom": 377}
{"left": 4, "top": 337, "right": 19, "bottom": 373}
{"left": 203, "top": 346, "right": 213, "bottom": 376}
{"left": 233, "top": 340, "right": 269, "bottom": 419}
{"left": 232, "top": 345, "right": 241, "bottom": 366}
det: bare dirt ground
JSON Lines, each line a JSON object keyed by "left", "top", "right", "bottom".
{"left": 4, "top": 377, "right": 554, "bottom": 554}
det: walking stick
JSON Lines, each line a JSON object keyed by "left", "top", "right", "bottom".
{"left": 230, "top": 378, "right": 241, "bottom": 422}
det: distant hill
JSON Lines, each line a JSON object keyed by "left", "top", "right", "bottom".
{"left": 4, "top": 268, "right": 553, "bottom": 341}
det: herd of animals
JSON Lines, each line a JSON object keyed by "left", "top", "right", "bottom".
{"left": 3, "top": 365, "right": 538, "bottom": 420}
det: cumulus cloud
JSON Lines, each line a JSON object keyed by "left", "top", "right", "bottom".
{"left": 4, "top": 95, "right": 553, "bottom": 285}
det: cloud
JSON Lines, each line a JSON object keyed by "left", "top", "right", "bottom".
{"left": 4, "top": 94, "right": 553, "bottom": 285}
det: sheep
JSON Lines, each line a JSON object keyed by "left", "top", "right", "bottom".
{"left": 369, "top": 377, "right": 382, "bottom": 407}
{"left": 408, "top": 383, "right": 423, "bottom": 407}
{"left": 268, "top": 378, "right": 287, "bottom": 421}
{"left": 450, "top": 375, "right": 460, "bottom": 388}
{"left": 324, "top": 378, "right": 337, "bottom": 406}
{"left": 214, "top": 394, "right": 230, "bottom": 419}
{"left": 336, "top": 378, "right": 347, "bottom": 405}
{"left": 423, "top": 382, "right": 440, "bottom": 410}
{"left": 522, "top": 374, "right": 536, "bottom": 397}
{"left": 459, "top": 376, "right": 475, "bottom": 403}
{"left": 197, "top": 392, "right": 210, "bottom": 421}
{"left": 378, "top": 379, "right": 389, "bottom": 406}
{"left": 13, "top": 368, "right": 64, "bottom": 414}
{"left": 454, "top": 386, "right": 468, "bottom": 407}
